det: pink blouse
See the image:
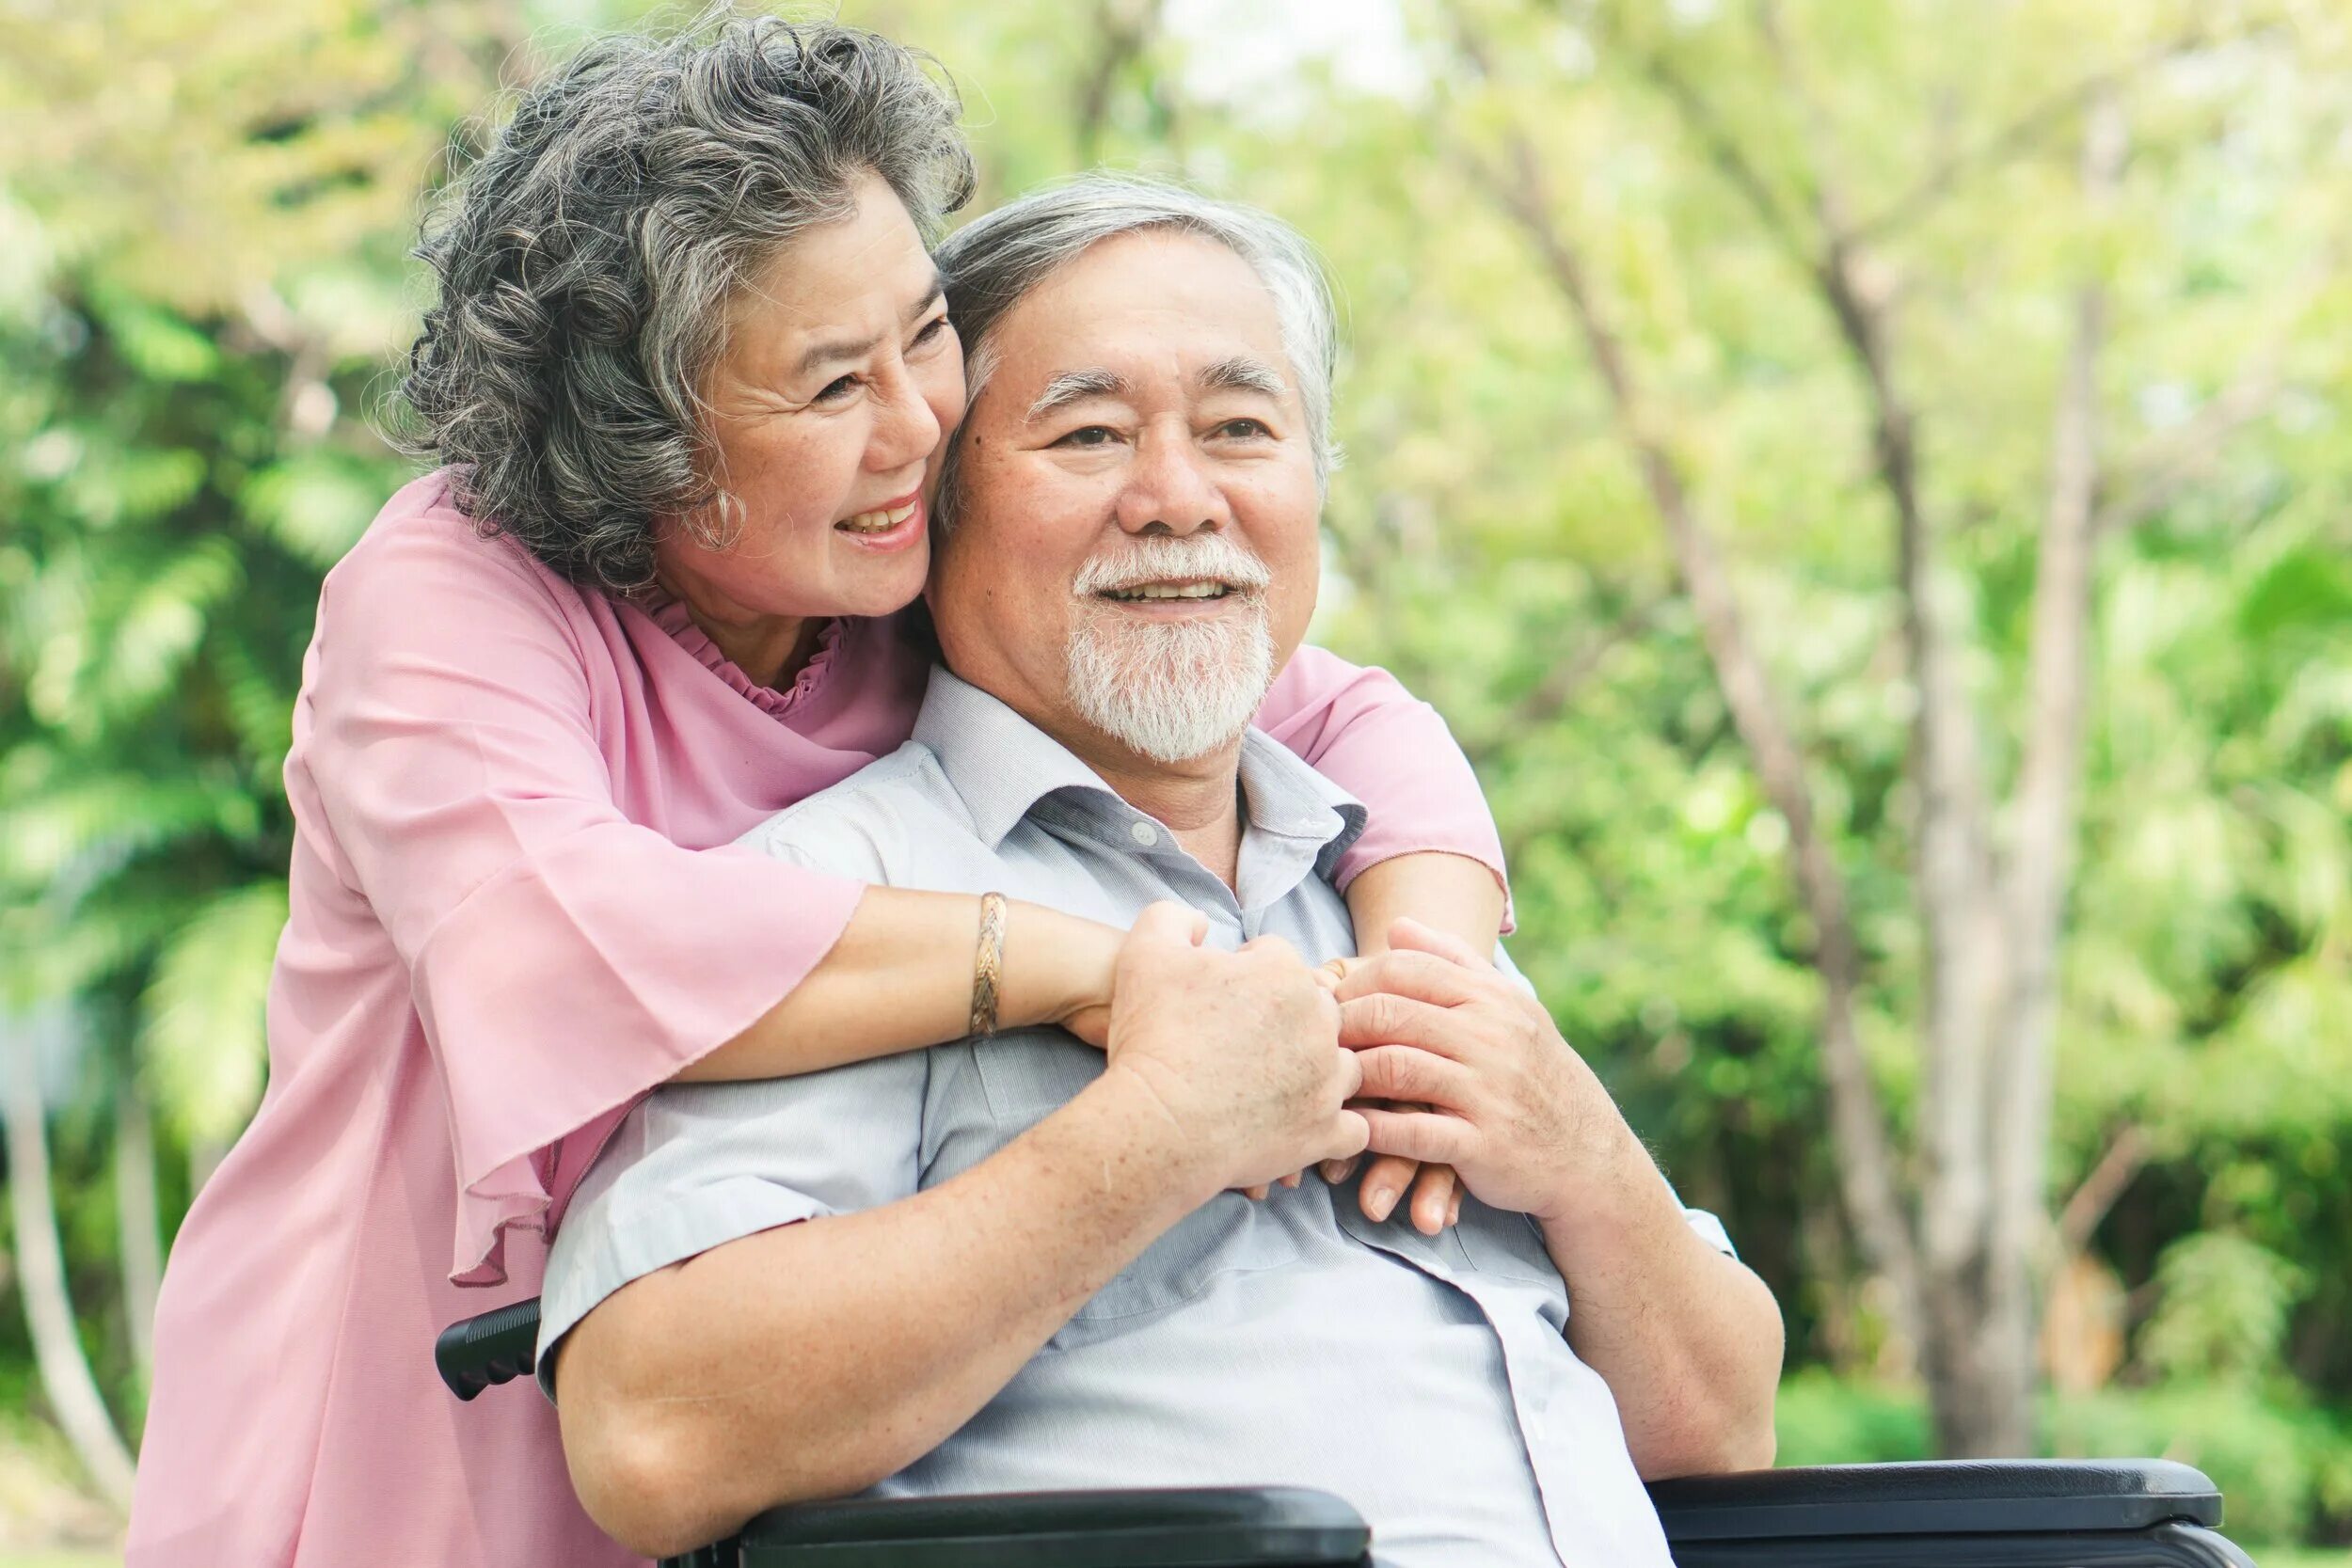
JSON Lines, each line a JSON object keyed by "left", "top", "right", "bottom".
{"left": 126, "top": 471, "right": 1506, "bottom": 1567}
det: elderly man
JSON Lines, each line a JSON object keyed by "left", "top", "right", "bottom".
{"left": 540, "top": 178, "right": 1784, "bottom": 1566}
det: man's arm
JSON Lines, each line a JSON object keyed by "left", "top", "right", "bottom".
{"left": 556, "top": 1065, "right": 1213, "bottom": 1557}
{"left": 1531, "top": 1126, "right": 1784, "bottom": 1477}
{"left": 1334, "top": 920, "right": 1783, "bottom": 1481}
{"left": 552, "top": 905, "right": 1370, "bottom": 1559}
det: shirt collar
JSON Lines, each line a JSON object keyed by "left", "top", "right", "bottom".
{"left": 910, "top": 665, "right": 1366, "bottom": 865}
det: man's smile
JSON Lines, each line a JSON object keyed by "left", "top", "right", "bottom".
{"left": 1100, "top": 578, "right": 1232, "bottom": 601}
{"left": 1091, "top": 576, "right": 1258, "bottom": 618}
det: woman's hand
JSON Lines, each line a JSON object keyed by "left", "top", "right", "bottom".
{"left": 1332, "top": 858, "right": 1504, "bottom": 1234}
{"left": 1313, "top": 950, "right": 1466, "bottom": 1235}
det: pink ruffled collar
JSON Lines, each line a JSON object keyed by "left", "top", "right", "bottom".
{"left": 645, "top": 596, "right": 850, "bottom": 719}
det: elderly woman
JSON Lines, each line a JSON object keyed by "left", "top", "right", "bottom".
{"left": 127, "top": 18, "right": 1506, "bottom": 1568}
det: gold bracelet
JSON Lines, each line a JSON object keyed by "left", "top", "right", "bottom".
{"left": 969, "top": 891, "right": 1008, "bottom": 1037}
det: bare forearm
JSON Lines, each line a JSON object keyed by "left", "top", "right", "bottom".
{"left": 677, "top": 886, "right": 1119, "bottom": 1082}
{"left": 1344, "top": 851, "right": 1505, "bottom": 958}
{"left": 556, "top": 1068, "right": 1209, "bottom": 1556}
{"left": 1540, "top": 1133, "right": 1784, "bottom": 1479}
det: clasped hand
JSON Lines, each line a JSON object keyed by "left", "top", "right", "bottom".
{"left": 1099, "top": 908, "right": 1604, "bottom": 1236}
{"left": 1326, "top": 918, "right": 1618, "bottom": 1227}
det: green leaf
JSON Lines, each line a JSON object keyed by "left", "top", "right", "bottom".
{"left": 93, "top": 537, "right": 245, "bottom": 716}
{"left": 2239, "top": 546, "right": 2352, "bottom": 639}
{"left": 92, "top": 296, "right": 222, "bottom": 385}
{"left": 138, "top": 880, "right": 289, "bottom": 1146}
{"left": 0, "top": 771, "right": 262, "bottom": 889}
{"left": 243, "top": 452, "right": 385, "bottom": 568}
{"left": 2137, "top": 1232, "right": 2310, "bottom": 1387}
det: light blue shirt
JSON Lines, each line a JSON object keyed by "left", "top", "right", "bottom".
{"left": 543, "top": 668, "right": 1731, "bottom": 1568}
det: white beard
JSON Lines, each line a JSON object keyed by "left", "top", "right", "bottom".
{"left": 1065, "top": 597, "right": 1275, "bottom": 764}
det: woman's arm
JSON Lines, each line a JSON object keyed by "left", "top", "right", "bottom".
{"left": 675, "top": 887, "right": 1118, "bottom": 1082}
{"left": 302, "top": 507, "right": 1112, "bottom": 1281}
{"left": 1256, "top": 645, "right": 1512, "bottom": 934}
{"left": 1345, "top": 853, "right": 1506, "bottom": 961}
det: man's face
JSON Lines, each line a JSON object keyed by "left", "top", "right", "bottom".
{"left": 928, "top": 230, "right": 1322, "bottom": 766}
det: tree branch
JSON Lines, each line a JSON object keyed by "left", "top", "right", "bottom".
{"left": 2055, "top": 1123, "right": 2148, "bottom": 1260}
{"left": 1854, "top": 27, "right": 2218, "bottom": 244}
{"left": 1462, "top": 594, "right": 1662, "bottom": 769}
{"left": 7, "top": 1022, "right": 137, "bottom": 1510}
{"left": 1072, "top": 0, "right": 1158, "bottom": 166}
{"left": 1630, "top": 45, "right": 1818, "bottom": 277}
{"left": 2092, "top": 362, "right": 2280, "bottom": 537}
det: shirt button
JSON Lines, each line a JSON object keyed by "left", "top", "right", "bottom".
{"left": 1129, "top": 820, "right": 1160, "bottom": 847}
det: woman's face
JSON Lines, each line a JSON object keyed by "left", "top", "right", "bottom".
{"left": 655, "top": 170, "right": 964, "bottom": 626}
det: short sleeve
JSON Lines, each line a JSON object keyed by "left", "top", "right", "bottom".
{"left": 535, "top": 1050, "right": 929, "bottom": 1398}
{"left": 1255, "top": 644, "right": 1510, "bottom": 925}
{"left": 302, "top": 514, "right": 867, "bottom": 1284}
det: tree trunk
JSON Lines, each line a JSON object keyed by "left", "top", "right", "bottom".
{"left": 1920, "top": 1294, "right": 2030, "bottom": 1455}
{"left": 1978, "top": 87, "right": 2130, "bottom": 1459}
{"left": 1449, "top": 0, "right": 2153, "bottom": 1461}
{"left": 115, "top": 1080, "right": 163, "bottom": 1390}
{"left": 1439, "top": 4, "right": 1925, "bottom": 1346}
{"left": 1749, "top": 5, "right": 2013, "bottom": 1450}
{"left": 5, "top": 1027, "right": 138, "bottom": 1511}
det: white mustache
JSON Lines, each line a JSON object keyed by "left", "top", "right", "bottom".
{"left": 1071, "top": 535, "right": 1273, "bottom": 597}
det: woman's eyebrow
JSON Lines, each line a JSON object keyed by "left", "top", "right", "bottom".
{"left": 793, "top": 271, "right": 948, "bottom": 378}
{"left": 1026, "top": 368, "right": 1127, "bottom": 420}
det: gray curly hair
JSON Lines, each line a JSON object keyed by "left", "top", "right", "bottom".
{"left": 930, "top": 174, "right": 1343, "bottom": 533}
{"left": 394, "top": 14, "right": 975, "bottom": 595}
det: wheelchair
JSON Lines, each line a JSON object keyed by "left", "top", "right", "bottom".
{"left": 439, "top": 1297, "right": 2257, "bottom": 1566}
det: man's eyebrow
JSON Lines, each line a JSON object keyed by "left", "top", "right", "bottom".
{"left": 1197, "top": 356, "right": 1288, "bottom": 399}
{"left": 1025, "top": 368, "right": 1128, "bottom": 421}
{"left": 791, "top": 271, "right": 947, "bottom": 379}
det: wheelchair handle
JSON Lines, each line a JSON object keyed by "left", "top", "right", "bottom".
{"left": 435, "top": 1297, "right": 543, "bottom": 1401}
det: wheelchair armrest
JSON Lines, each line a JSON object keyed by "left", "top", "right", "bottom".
{"left": 1647, "top": 1459, "right": 2249, "bottom": 1568}
{"left": 434, "top": 1296, "right": 542, "bottom": 1401}
{"left": 735, "top": 1487, "right": 1370, "bottom": 1567}
{"left": 1646, "top": 1458, "right": 2222, "bottom": 1540}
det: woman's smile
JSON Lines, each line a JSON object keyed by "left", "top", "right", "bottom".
{"left": 836, "top": 490, "right": 927, "bottom": 552}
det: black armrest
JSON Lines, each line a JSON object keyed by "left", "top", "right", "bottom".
{"left": 1648, "top": 1458, "right": 2221, "bottom": 1538}
{"left": 434, "top": 1296, "right": 542, "bottom": 1400}
{"left": 1648, "top": 1460, "right": 2250, "bottom": 1568}
{"left": 737, "top": 1487, "right": 1370, "bottom": 1567}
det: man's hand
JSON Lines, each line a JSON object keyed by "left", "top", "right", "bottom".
{"left": 1331, "top": 918, "right": 1642, "bottom": 1227}
{"left": 1103, "top": 902, "right": 1371, "bottom": 1202}
{"left": 1332, "top": 917, "right": 1784, "bottom": 1477}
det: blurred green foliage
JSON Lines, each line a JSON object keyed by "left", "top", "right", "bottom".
{"left": 1779, "top": 1369, "right": 2352, "bottom": 1544}
{"left": 0, "top": 0, "right": 2347, "bottom": 1547}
